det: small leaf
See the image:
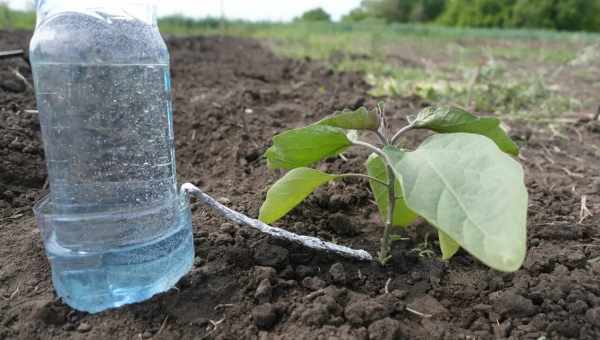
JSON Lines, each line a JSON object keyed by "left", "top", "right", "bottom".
{"left": 259, "top": 168, "right": 338, "bottom": 224}
{"left": 411, "top": 106, "right": 519, "bottom": 156}
{"left": 438, "top": 230, "right": 460, "bottom": 260}
{"left": 366, "top": 151, "right": 418, "bottom": 228}
{"left": 388, "top": 133, "right": 528, "bottom": 272}
{"left": 317, "top": 107, "right": 380, "bottom": 130}
{"left": 265, "top": 125, "right": 352, "bottom": 170}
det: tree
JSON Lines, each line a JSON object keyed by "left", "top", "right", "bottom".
{"left": 360, "top": 0, "right": 446, "bottom": 23}
{"left": 439, "top": 0, "right": 515, "bottom": 28}
{"left": 342, "top": 8, "right": 370, "bottom": 22}
{"left": 298, "top": 8, "right": 331, "bottom": 22}
{"left": 511, "top": 0, "right": 600, "bottom": 31}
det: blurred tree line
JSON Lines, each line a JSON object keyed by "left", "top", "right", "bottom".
{"left": 339, "top": 0, "right": 600, "bottom": 32}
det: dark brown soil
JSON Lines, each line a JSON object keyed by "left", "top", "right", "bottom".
{"left": 1, "top": 31, "right": 600, "bottom": 340}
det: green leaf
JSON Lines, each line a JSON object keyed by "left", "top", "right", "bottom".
{"left": 388, "top": 133, "right": 528, "bottom": 272}
{"left": 366, "top": 152, "right": 418, "bottom": 228}
{"left": 317, "top": 107, "right": 380, "bottom": 130}
{"left": 438, "top": 230, "right": 460, "bottom": 260}
{"left": 265, "top": 125, "right": 352, "bottom": 170}
{"left": 411, "top": 106, "right": 519, "bottom": 156}
{"left": 259, "top": 168, "right": 338, "bottom": 224}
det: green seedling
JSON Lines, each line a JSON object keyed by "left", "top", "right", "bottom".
{"left": 259, "top": 105, "right": 528, "bottom": 272}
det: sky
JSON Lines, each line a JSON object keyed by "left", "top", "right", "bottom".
{"left": 6, "top": 0, "right": 363, "bottom": 22}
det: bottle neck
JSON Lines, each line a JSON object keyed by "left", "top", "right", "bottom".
{"left": 36, "top": 0, "right": 157, "bottom": 27}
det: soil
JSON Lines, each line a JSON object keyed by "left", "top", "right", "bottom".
{"left": 1, "top": 30, "right": 600, "bottom": 340}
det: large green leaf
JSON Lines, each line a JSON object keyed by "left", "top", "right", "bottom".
{"left": 265, "top": 125, "right": 352, "bottom": 170}
{"left": 259, "top": 168, "right": 338, "bottom": 224}
{"left": 317, "top": 107, "right": 380, "bottom": 130}
{"left": 438, "top": 230, "right": 460, "bottom": 260}
{"left": 366, "top": 152, "right": 418, "bottom": 227}
{"left": 411, "top": 106, "right": 519, "bottom": 156}
{"left": 388, "top": 133, "right": 528, "bottom": 272}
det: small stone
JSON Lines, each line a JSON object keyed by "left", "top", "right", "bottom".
{"left": 253, "top": 243, "right": 289, "bottom": 269}
{"left": 142, "top": 331, "right": 153, "bottom": 339}
{"left": 329, "top": 263, "right": 346, "bottom": 285}
{"left": 345, "top": 299, "right": 389, "bottom": 326}
{"left": 289, "top": 251, "right": 313, "bottom": 265}
{"left": 62, "top": 323, "right": 76, "bottom": 331}
{"left": 279, "top": 265, "right": 295, "bottom": 280}
{"left": 586, "top": 307, "right": 600, "bottom": 327}
{"left": 589, "top": 179, "right": 600, "bottom": 194}
{"left": 34, "top": 301, "right": 67, "bottom": 326}
{"left": 77, "top": 322, "right": 92, "bottom": 333}
{"left": 302, "top": 276, "right": 327, "bottom": 291}
{"left": 194, "top": 256, "right": 204, "bottom": 267}
{"left": 300, "top": 303, "right": 330, "bottom": 327}
{"left": 254, "top": 266, "right": 276, "bottom": 283}
{"left": 212, "top": 232, "right": 234, "bottom": 245}
{"left": 568, "top": 300, "right": 588, "bottom": 314}
{"left": 0, "top": 78, "right": 26, "bottom": 93}
{"left": 252, "top": 304, "right": 279, "bottom": 330}
{"left": 313, "top": 187, "right": 330, "bottom": 208}
{"left": 327, "top": 212, "right": 357, "bottom": 236}
{"left": 391, "top": 290, "right": 408, "bottom": 299}
{"left": 220, "top": 222, "right": 236, "bottom": 235}
{"left": 255, "top": 279, "right": 272, "bottom": 304}
{"left": 407, "top": 295, "right": 449, "bottom": 318}
{"left": 217, "top": 197, "right": 231, "bottom": 205}
{"left": 295, "top": 265, "right": 316, "bottom": 279}
{"left": 490, "top": 291, "right": 536, "bottom": 317}
{"left": 328, "top": 194, "right": 350, "bottom": 211}
{"left": 368, "top": 317, "right": 401, "bottom": 340}
{"left": 567, "top": 250, "right": 585, "bottom": 263}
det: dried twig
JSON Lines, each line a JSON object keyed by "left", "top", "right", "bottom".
{"left": 156, "top": 316, "right": 169, "bottom": 336}
{"left": 579, "top": 195, "right": 593, "bottom": 224}
{"left": 9, "top": 282, "right": 21, "bottom": 300}
{"left": 181, "top": 183, "right": 373, "bottom": 261}
{"left": 561, "top": 167, "right": 584, "bottom": 179}
{"left": 384, "top": 278, "right": 392, "bottom": 294}
{"left": 11, "top": 68, "right": 32, "bottom": 89}
{"left": 0, "top": 49, "right": 25, "bottom": 60}
{"left": 405, "top": 306, "right": 432, "bottom": 318}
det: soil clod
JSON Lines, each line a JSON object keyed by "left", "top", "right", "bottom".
{"left": 329, "top": 263, "right": 347, "bottom": 285}
{"left": 252, "top": 303, "right": 280, "bottom": 330}
{"left": 253, "top": 243, "right": 289, "bottom": 269}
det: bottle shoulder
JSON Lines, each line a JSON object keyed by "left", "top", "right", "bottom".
{"left": 30, "top": 13, "right": 169, "bottom": 65}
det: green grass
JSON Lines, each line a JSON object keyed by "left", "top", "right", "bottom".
{"left": 0, "top": 5, "right": 35, "bottom": 30}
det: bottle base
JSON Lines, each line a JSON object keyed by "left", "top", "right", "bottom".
{"left": 35, "top": 195, "right": 195, "bottom": 314}
{"left": 52, "top": 223, "right": 193, "bottom": 313}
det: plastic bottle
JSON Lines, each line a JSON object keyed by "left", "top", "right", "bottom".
{"left": 31, "top": 0, "right": 194, "bottom": 313}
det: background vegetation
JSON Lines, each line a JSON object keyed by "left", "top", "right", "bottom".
{"left": 341, "top": 0, "right": 600, "bottom": 32}
{"left": 1, "top": 3, "right": 598, "bottom": 122}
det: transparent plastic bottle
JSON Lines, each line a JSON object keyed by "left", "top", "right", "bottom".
{"left": 31, "top": 0, "right": 194, "bottom": 313}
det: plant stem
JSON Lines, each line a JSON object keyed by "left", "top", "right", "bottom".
{"left": 390, "top": 123, "right": 415, "bottom": 145}
{"left": 352, "top": 140, "right": 386, "bottom": 158}
{"left": 338, "top": 173, "right": 389, "bottom": 187}
{"left": 352, "top": 140, "right": 396, "bottom": 170}
{"left": 378, "top": 165, "right": 396, "bottom": 265}
{"left": 354, "top": 132, "right": 398, "bottom": 265}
